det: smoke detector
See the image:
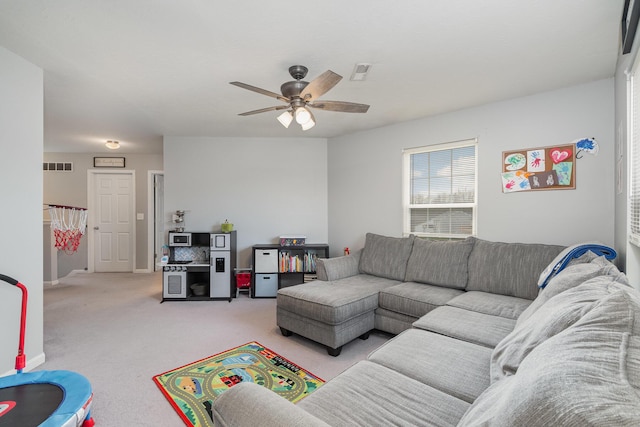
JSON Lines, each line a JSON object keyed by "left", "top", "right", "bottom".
{"left": 350, "top": 63, "right": 372, "bottom": 81}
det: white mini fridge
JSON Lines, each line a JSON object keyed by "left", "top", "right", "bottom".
{"left": 209, "top": 231, "right": 237, "bottom": 301}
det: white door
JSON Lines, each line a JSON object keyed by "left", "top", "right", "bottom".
{"left": 154, "top": 173, "right": 164, "bottom": 271}
{"left": 93, "top": 173, "right": 134, "bottom": 272}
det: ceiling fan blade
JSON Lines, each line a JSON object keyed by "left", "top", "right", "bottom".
{"left": 230, "top": 81, "right": 290, "bottom": 103}
{"left": 238, "top": 105, "right": 289, "bottom": 116}
{"left": 308, "top": 100, "right": 370, "bottom": 113}
{"left": 300, "top": 70, "right": 343, "bottom": 101}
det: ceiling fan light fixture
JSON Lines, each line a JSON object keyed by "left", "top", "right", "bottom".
{"left": 300, "top": 110, "right": 316, "bottom": 131}
{"left": 105, "top": 140, "right": 120, "bottom": 149}
{"left": 295, "top": 107, "right": 312, "bottom": 125}
{"left": 301, "top": 117, "right": 316, "bottom": 131}
{"left": 277, "top": 110, "right": 293, "bottom": 128}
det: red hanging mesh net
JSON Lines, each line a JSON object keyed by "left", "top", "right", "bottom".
{"left": 53, "top": 229, "right": 84, "bottom": 254}
{"left": 49, "top": 206, "right": 88, "bottom": 255}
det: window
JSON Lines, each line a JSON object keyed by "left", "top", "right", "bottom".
{"left": 630, "top": 52, "right": 640, "bottom": 246}
{"left": 403, "top": 139, "right": 477, "bottom": 239}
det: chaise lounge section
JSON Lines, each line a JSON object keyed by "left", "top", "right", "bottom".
{"left": 277, "top": 233, "right": 417, "bottom": 355}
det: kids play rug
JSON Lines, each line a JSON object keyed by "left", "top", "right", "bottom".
{"left": 153, "top": 341, "right": 325, "bottom": 427}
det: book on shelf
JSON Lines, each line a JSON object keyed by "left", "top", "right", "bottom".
{"left": 278, "top": 247, "right": 326, "bottom": 274}
{"left": 304, "top": 252, "right": 319, "bottom": 273}
{"left": 279, "top": 251, "right": 303, "bottom": 273}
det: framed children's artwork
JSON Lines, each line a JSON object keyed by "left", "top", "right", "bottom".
{"left": 501, "top": 144, "right": 575, "bottom": 193}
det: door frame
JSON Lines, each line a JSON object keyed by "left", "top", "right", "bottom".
{"left": 87, "top": 169, "right": 136, "bottom": 273}
{"left": 147, "top": 170, "right": 164, "bottom": 272}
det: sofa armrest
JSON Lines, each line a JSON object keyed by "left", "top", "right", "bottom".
{"left": 212, "top": 382, "right": 330, "bottom": 427}
{"left": 316, "top": 250, "right": 361, "bottom": 281}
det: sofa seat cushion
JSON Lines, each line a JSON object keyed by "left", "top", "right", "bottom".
{"left": 413, "top": 306, "right": 516, "bottom": 348}
{"left": 404, "top": 237, "right": 475, "bottom": 289}
{"left": 378, "top": 281, "right": 464, "bottom": 318}
{"left": 277, "top": 274, "right": 399, "bottom": 325}
{"left": 367, "top": 329, "right": 492, "bottom": 403}
{"left": 458, "top": 285, "right": 640, "bottom": 426}
{"left": 466, "top": 238, "right": 564, "bottom": 300}
{"left": 374, "top": 308, "right": 417, "bottom": 335}
{"left": 358, "top": 233, "right": 415, "bottom": 281}
{"left": 298, "top": 360, "right": 470, "bottom": 427}
{"left": 446, "top": 291, "right": 531, "bottom": 320}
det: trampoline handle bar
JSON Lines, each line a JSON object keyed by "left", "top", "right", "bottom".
{"left": 0, "top": 273, "right": 18, "bottom": 286}
{"left": 0, "top": 273, "right": 28, "bottom": 372}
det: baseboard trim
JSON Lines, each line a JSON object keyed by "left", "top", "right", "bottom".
{"left": 135, "top": 268, "right": 151, "bottom": 273}
{"left": 44, "top": 279, "right": 60, "bottom": 287}
{"left": 26, "top": 352, "right": 46, "bottom": 372}
{"left": 1, "top": 352, "right": 46, "bottom": 376}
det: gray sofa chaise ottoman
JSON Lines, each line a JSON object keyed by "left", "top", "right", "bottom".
{"left": 212, "top": 242, "right": 640, "bottom": 426}
{"left": 277, "top": 233, "right": 564, "bottom": 355}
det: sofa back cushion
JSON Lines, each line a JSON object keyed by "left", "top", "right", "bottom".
{"left": 458, "top": 279, "right": 640, "bottom": 427}
{"left": 358, "top": 233, "right": 415, "bottom": 281}
{"left": 466, "top": 239, "right": 564, "bottom": 300}
{"left": 516, "top": 253, "right": 628, "bottom": 327}
{"left": 404, "top": 237, "right": 475, "bottom": 289}
{"left": 491, "top": 276, "right": 632, "bottom": 383}
{"left": 316, "top": 250, "right": 362, "bottom": 281}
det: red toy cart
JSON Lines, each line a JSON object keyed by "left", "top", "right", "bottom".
{"left": 235, "top": 268, "right": 252, "bottom": 296}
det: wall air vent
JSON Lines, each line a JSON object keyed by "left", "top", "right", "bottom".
{"left": 43, "top": 162, "right": 73, "bottom": 172}
{"left": 350, "top": 63, "right": 372, "bottom": 81}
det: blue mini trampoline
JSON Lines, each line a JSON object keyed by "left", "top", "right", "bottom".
{"left": 0, "top": 274, "right": 95, "bottom": 427}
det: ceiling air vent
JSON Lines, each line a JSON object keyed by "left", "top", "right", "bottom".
{"left": 350, "top": 63, "right": 372, "bottom": 81}
{"left": 43, "top": 162, "right": 73, "bottom": 172}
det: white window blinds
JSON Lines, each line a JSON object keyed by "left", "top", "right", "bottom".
{"left": 403, "top": 139, "right": 477, "bottom": 239}
{"left": 630, "top": 54, "right": 640, "bottom": 246}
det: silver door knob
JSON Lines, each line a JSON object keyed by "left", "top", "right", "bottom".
{"left": 93, "top": 226, "right": 99, "bottom": 230}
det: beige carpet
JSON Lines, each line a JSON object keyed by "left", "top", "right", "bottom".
{"left": 39, "top": 272, "right": 390, "bottom": 426}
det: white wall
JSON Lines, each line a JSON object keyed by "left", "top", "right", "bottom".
{"left": 163, "top": 137, "right": 328, "bottom": 267}
{"left": 0, "top": 47, "right": 44, "bottom": 374}
{"left": 328, "top": 79, "right": 615, "bottom": 257}
{"left": 43, "top": 152, "right": 163, "bottom": 274}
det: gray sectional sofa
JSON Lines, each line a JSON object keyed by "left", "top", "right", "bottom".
{"left": 277, "top": 233, "right": 564, "bottom": 355}
{"left": 212, "top": 233, "right": 640, "bottom": 426}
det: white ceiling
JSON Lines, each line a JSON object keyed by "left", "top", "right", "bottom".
{"left": 0, "top": 1, "right": 625, "bottom": 154}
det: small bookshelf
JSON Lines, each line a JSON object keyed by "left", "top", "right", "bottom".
{"left": 252, "top": 243, "right": 329, "bottom": 297}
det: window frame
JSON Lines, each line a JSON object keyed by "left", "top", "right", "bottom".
{"left": 402, "top": 138, "right": 478, "bottom": 239}
{"left": 630, "top": 51, "right": 640, "bottom": 247}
